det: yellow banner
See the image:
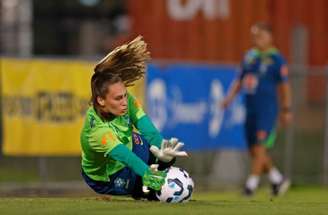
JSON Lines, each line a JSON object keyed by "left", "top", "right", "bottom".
{"left": 0, "top": 58, "right": 145, "bottom": 156}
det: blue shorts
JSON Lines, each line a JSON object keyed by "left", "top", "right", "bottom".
{"left": 245, "top": 110, "right": 277, "bottom": 148}
{"left": 82, "top": 133, "right": 151, "bottom": 196}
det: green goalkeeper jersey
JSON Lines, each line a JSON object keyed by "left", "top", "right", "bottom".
{"left": 80, "top": 93, "right": 162, "bottom": 182}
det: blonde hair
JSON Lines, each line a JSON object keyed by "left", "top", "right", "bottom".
{"left": 94, "top": 35, "right": 150, "bottom": 86}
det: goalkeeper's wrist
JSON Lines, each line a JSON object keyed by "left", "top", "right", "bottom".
{"left": 143, "top": 168, "right": 152, "bottom": 177}
{"left": 157, "top": 158, "right": 176, "bottom": 170}
{"left": 142, "top": 168, "right": 155, "bottom": 179}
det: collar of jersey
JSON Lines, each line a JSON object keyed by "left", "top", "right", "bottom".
{"left": 253, "top": 47, "right": 278, "bottom": 57}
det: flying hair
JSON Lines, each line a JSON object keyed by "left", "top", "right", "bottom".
{"left": 94, "top": 35, "right": 150, "bottom": 86}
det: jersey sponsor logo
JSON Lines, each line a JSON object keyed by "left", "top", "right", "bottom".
{"left": 259, "top": 63, "right": 268, "bottom": 74}
{"left": 101, "top": 132, "right": 116, "bottom": 145}
{"left": 242, "top": 74, "right": 258, "bottom": 93}
{"left": 114, "top": 177, "right": 126, "bottom": 189}
{"left": 101, "top": 135, "right": 107, "bottom": 145}
{"left": 259, "top": 57, "right": 273, "bottom": 75}
{"left": 132, "top": 133, "right": 142, "bottom": 145}
{"left": 262, "top": 57, "right": 273, "bottom": 66}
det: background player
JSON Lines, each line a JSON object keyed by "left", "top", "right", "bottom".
{"left": 221, "top": 22, "right": 292, "bottom": 196}
{"left": 80, "top": 36, "right": 188, "bottom": 200}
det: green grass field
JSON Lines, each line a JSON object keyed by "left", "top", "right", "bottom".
{"left": 0, "top": 187, "right": 327, "bottom": 215}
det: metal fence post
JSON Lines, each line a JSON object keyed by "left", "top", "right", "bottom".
{"left": 38, "top": 156, "right": 49, "bottom": 194}
{"left": 323, "top": 66, "right": 328, "bottom": 185}
{"left": 283, "top": 66, "right": 299, "bottom": 180}
{"left": 283, "top": 100, "right": 295, "bottom": 179}
{"left": 0, "top": 59, "right": 3, "bottom": 156}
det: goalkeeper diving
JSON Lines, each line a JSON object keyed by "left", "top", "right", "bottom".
{"left": 80, "top": 36, "right": 188, "bottom": 200}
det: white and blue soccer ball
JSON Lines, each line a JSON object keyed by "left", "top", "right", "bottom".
{"left": 156, "top": 166, "right": 194, "bottom": 203}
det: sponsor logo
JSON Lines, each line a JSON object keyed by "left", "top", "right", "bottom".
{"left": 167, "top": 0, "right": 230, "bottom": 21}
{"left": 148, "top": 78, "right": 244, "bottom": 138}
{"left": 242, "top": 74, "right": 258, "bottom": 94}
{"left": 101, "top": 132, "right": 116, "bottom": 145}
{"left": 114, "top": 177, "right": 126, "bottom": 188}
{"left": 132, "top": 133, "right": 142, "bottom": 145}
{"left": 2, "top": 92, "right": 89, "bottom": 122}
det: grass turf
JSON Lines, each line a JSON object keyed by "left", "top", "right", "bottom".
{"left": 0, "top": 186, "right": 327, "bottom": 215}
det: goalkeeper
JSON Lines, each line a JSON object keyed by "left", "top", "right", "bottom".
{"left": 80, "top": 36, "right": 187, "bottom": 200}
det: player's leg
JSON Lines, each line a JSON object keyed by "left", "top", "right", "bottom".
{"left": 245, "top": 129, "right": 277, "bottom": 196}
{"left": 81, "top": 170, "right": 112, "bottom": 194}
{"left": 254, "top": 130, "right": 273, "bottom": 174}
{"left": 263, "top": 131, "right": 290, "bottom": 196}
{"left": 81, "top": 167, "right": 137, "bottom": 195}
{"left": 258, "top": 113, "right": 290, "bottom": 196}
{"left": 250, "top": 140, "right": 271, "bottom": 175}
{"left": 244, "top": 145, "right": 265, "bottom": 195}
{"left": 243, "top": 114, "right": 261, "bottom": 195}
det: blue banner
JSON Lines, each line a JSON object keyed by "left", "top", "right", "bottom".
{"left": 146, "top": 63, "right": 246, "bottom": 151}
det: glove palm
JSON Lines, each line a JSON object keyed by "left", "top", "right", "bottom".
{"left": 150, "top": 138, "right": 188, "bottom": 162}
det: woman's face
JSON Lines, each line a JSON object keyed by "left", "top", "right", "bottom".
{"left": 251, "top": 26, "right": 272, "bottom": 50}
{"left": 98, "top": 81, "right": 128, "bottom": 116}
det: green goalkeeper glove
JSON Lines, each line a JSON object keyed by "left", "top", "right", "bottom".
{"left": 142, "top": 168, "right": 166, "bottom": 191}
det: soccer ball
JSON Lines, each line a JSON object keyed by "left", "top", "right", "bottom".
{"left": 156, "top": 166, "right": 194, "bottom": 203}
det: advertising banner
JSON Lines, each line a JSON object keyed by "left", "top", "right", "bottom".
{"left": 1, "top": 58, "right": 144, "bottom": 155}
{"left": 147, "top": 63, "right": 246, "bottom": 151}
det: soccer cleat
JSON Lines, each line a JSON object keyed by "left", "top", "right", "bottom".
{"left": 243, "top": 186, "right": 255, "bottom": 197}
{"left": 271, "top": 178, "right": 290, "bottom": 196}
